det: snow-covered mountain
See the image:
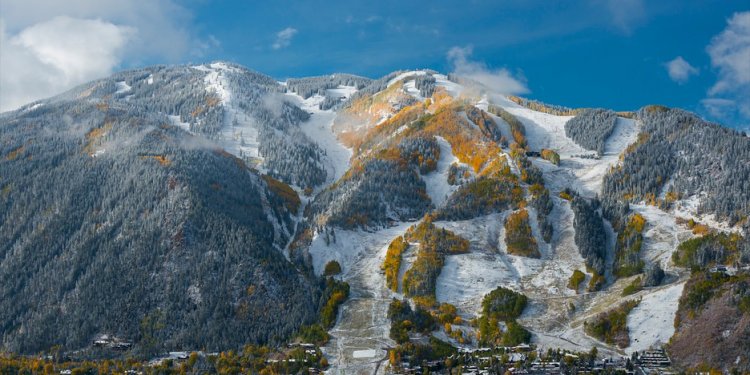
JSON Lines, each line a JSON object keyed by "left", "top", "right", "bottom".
{"left": 1, "top": 63, "right": 748, "bottom": 372}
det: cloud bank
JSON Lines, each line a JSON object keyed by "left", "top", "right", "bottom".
{"left": 447, "top": 45, "right": 529, "bottom": 95}
{"left": 0, "top": 17, "right": 133, "bottom": 111}
{"left": 0, "top": 0, "right": 208, "bottom": 112}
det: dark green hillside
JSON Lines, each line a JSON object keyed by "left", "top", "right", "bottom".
{"left": 0, "top": 80, "right": 320, "bottom": 355}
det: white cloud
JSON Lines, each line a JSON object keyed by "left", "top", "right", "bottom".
{"left": 1, "top": 17, "right": 134, "bottom": 111}
{"left": 0, "top": 0, "right": 208, "bottom": 112}
{"left": 447, "top": 45, "right": 529, "bottom": 95}
{"left": 603, "top": 0, "right": 646, "bottom": 34}
{"left": 703, "top": 11, "right": 750, "bottom": 124}
{"left": 272, "top": 27, "right": 298, "bottom": 50}
{"left": 1, "top": 0, "right": 194, "bottom": 61}
{"left": 665, "top": 56, "right": 699, "bottom": 84}
{"left": 701, "top": 98, "right": 736, "bottom": 119}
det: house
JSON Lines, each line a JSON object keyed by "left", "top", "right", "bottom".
{"left": 635, "top": 348, "right": 672, "bottom": 374}
{"left": 530, "top": 360, "right": 561, "bottom": 373}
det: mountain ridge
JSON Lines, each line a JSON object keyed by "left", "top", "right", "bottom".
{"left": 1, "top": 61, "right": 748, "bottom": 372}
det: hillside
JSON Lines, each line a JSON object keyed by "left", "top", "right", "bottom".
{"left": 0, "top": 65, "right": 323, "bottom": 355}
{"left": 1, "top": 62, "right": 748, "bottom": 373}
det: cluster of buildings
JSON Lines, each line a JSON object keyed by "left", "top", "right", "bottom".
{"left": 92, "top": 334, "right": 132, "bottom": 351}
{"left": 633, "top": 349, "right": 672, "bottom": 375}
{"left": 392, "top": 346, "right": 675, "bottom": 375}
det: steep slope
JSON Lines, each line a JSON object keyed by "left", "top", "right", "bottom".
{"left": 602, "top": 106, "right": 750, "bottom": 226}
{"left": 669, "top": 271, "right": 750, "bottom": 372}
{"left": 0, "top": 67, "right": 322, "bottom": 354}
{"left": 295, "top": 70, "right": 750, "bottom": 372}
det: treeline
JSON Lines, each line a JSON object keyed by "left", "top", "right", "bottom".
{"left": 506, "top": 96, "right": 579, "bottom": 116}
{"left": 285, "top": 74, "right": 371, "bottom": 99}
{"left": 530, "top": 184, "right": 554, "bottom": 243}
{"left": 614, "top": 213, "right": 646, "bottom": 277}
{"left": 298, "top": 277, "right": 350, "bottom": 345}
{"left": 388, "top": 299, "right": 436, "bottom": 344}
{"left": 383, "top": 236, "right": 409, "bottom": 292}
{"left": 437, "top": 174, "right": 523, "bottom": 221}
{"left": 466, "top": 105, "right": 503, "bottom": 142}
{"left": 1, "top": 345, "right": 329, "bottom": 374}
{"left": 672, "top": 232, "right": 748, "bottom": 270}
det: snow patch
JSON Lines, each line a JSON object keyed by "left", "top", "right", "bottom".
{"left": 115, "top": 81, "right": 131, "bottom": 94}
{"left": 434, "top": 74, "right": 463, "bottom": 97}
{"left": 168, "top": 115, "right": 192, "bottom": 134}
{"left": 352, "top": 349, "right": 377, "bottom": 359}
{"left": 626, "top": 282, "right": 685, "bottom": 353}
{"left": 631, "top": 204, "right": 694, "bottom": 269}
{"left": 285, "top": 91, "right": 353, "bottom": 186}
{"left": 422, "top": 136, "right": 459, "bottom": 208}
{"left": 672, "top": 194, "right": 743, "bottom": 233}
{"left": 327, "top": 85, "right": 358, "bottom": 100}
{"left": 387, "top": 70, "right": 427, "bottom": 88}
{"left": 402, "top": 79, "right": 424, "bottom": 101}
{"left": 434, "top": 214, "right": 521, "bottom": 316}
{"left": 197, "top": 63, "right": 264, "bottom": 165}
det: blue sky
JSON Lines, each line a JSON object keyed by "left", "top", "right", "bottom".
{"left": 1, "top": 0, "right": 748, "bottom": 129}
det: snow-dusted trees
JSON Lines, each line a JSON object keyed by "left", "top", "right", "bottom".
{"left": 414, "top": 75, "right": 436, "bottom": 98}
{"left": 530, "top": 183, "right": 554, "bottom": 243}
{"left": 571, "top": 195, "right": 607, "bottom": 276}
{"left": 565, "top": 108, "right": 618, "bottom": 156}
{"left": 642, "top": 262, "right": 665, "bottom": 287}
{"left": 401, "top": 219, "right": 469, "bottom": 303}
{"left": 0, "top": 96, "right": 322, "bottom": 354}
{"left": 601, "top": 105, "right": 750, "bottom": 225}
{"left": 437, "top": 174, "right": 523, "bottom": 221}
{"left": 504, "top": 209, "right": 540, "bottom": 258}
{"left": 507, "top": 96, "right": 578, "bottom": 116}
{"left": 341, "top": 71, "right": 406, "bottom": 108}
{"left": 286, "top": 74, "right": 371, "bottom": 99}
{"left": 488, "top": 104, "right": 526, "bottom": 147}
{"left": 397, "top": 136, "right": 440, "bottom": 174}
{"left": 319, "top": 94, "right": 343, "bottom": 110}
{"left": 306, "top": 158, "right": 431, "bottom": 229}
{"left": 465, "top": 105, "right": 502, "bottom": 142}
{"left": 79, "top": 64, "right": 329, "bottom": 188}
